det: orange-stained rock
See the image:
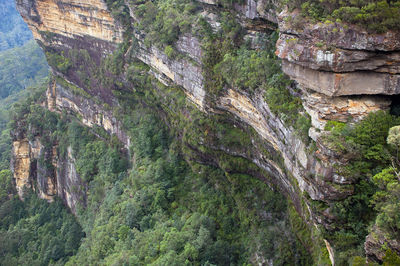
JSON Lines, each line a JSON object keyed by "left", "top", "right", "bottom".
{"left": 16, "top": 0, "right": 123, "bottom": 44}
{"left": 12, "top": 139, "right": 32, "bottom": 198}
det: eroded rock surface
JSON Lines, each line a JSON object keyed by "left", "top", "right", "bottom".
{"left": 365, "top": 226, "right": 400, "bottom": 262}
{"left": 16, "top": 0, "right": 123, "bottom": 43}
{"left": 47, "top": 79, "right": 130, "bottom": 147}
{"left": 56, "top": 146, "right": 86, "bottom": 214}
{"left": 14, "top": 0, "right": 400, "bottom": 262}
{"left": 11, "top": 133, "right": 84, "bottom": 213}
{"left": 276, "top": 10, "right": 400, "bottom": 97}
{"left": 12, "top": 139, "right": 32, "bottom": 198}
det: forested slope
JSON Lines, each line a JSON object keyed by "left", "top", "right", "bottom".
{"left": 3, "top": 0, "right": 400, "bottom": 265}
{"left": 0, "top": 4, "right": 73, "bottom": 266}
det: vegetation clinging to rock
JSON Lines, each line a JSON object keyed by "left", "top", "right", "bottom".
{"left": 289, "top": 0, "right": 400, "bottom": 33}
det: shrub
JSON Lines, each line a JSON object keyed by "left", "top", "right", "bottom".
{"left": 164, "top": 45, "right": 175, "bottom": 59}
{"left": 289, "top": 0, "right": 400, "bottom": 33}
{"left": 134, "top": 0, "right": 198, "bottom": 48}
{"left": 46, "top": 51, "right": 72, "bottom": 73}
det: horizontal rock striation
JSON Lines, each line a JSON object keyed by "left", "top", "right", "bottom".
{"left": 16, "top": 0, "right": 123, "bottom": 44}
{"left": 15, "top": 0, "right": 400, "bottom": 263}
{"left": 47, "top": 79, "right": 131, "bottom": 148}
{"left": 16, "top": 0, "right": 390, "bottom": 230}
{"left": 134, "top": 33, "right": 206, "bottom": 108}
{"left": 276, "top": 10, "right": 400, "bottom": 97}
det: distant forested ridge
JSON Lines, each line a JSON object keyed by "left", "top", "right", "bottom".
{"left": 0, "top": 40, "right": 49, "bottom": 100}
{"left": 0, "top": 0, "right": 48, "bottom": 142}
{"left": 0, "top": 0, "right": 32, "bottom": 51}
{"left": 0, "top": 0, "right": 48, "bottom": 192}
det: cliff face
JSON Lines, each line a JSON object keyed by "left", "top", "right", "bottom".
{"left": 14, "top": 0, "right": 400, "bottom": 263}
{"left": 11, "top": 131, "right": 85, "bottom": 213}
{"left": 16, "top": 0, "right": 123, "bottom": 44}
{"left": 276, "top": 11, "right": 400, "bottom": 96}
{"left": 12, "top": 138, "right": 34, "bottom": 198}
{"left": 47, "top": 79, "right": 130, "bottom": 147}
{"left": 11, "top": 135, "right": 58, "bottom": 202}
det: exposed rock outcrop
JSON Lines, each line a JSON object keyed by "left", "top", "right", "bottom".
{"left": 11, "top": 76, "right": 131, "bottom": 212}
{"left": 14, "top": 0, "right": 400, "bottom": 263}
{"left": 47, "top": 79, "right": 130, "bottom": 148}
{"left": 276, "top": 10, "right": 400, "bottom": 97}
{"left": 16, "top": 0, "right": 123, "bottom": 44}
{"left": 11, "top": 133, "right": 84, "bottom": 213}
{"left": 12, "top": 137, "right": 58, "bottom": 201}
{"left": 301, "top": 90, "right": 391, "bottom": 131}
{"left": 12, "top": 139, "right": 33, "bottom": 198}
{"left": 56, "top": 146, "right": 85, "bottom": 214}
{"left": 134, "top": 33, "right": 206, "bottom": 108}
{"left": 365, "top": 226, "right": 400, "bottom": 262}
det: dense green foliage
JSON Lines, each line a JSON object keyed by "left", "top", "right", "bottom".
{"left": 366, "top": 125, "right": 400, "bottom": 247}
{"left": 41, "top": 1, "right": 317, "bottom": 263}
{"left": 0, "top": 1, "right": 48, "bottom": 190}
{"left": 216, "top": 47, "right": 280, "bottom": 92}
{"left": 5, "top": 0, "right": 400, "bottom": 263}
{"left": 0, "top": 0, "right": 311, "bottom": 264}
{"left": 133, "top": 0, "right": 198, "bottom": 48}
{"left": 1, "top": 60, "right": 310, "bottom": 264}
{"left": 46, "top": 51, "right": 72, "bottom": 75}
{"left": 0, "top": 27, "right": 48, "bottom": 173}
{"left": 0, "top": 90, "right": 83, "bottom": 266}
{"left": 0, "top": 28, "right": 48, "bottom": 177}
{"left": 371, "top": 168, "right": 400, "bottom": 234}
{"left": 201, "top": 17, "right": 312, "bottom": 142}
{"left": 289, "top": 0, "right": 400, "bottom": 32}
{"left": 0, "top": 170, "right": 83, "bottom": 266}
{"left": 319, "top": 111, "right": 400, "bottom": 263}
{"left": 0, "top": 128, "right": 10, "bottom": 170}
{"left": 265, "top": 80, "right": 311, "bottom": 143}
{"left": 131, "top": 0, "right": 244, "bottom": 50}
{"left": 63, "top": 77, "right": 309, "bottom": 264}
{"left": 0, "top": 40, "right": 48, "bottom": 99}
{"left": 0, "top": 1, "right": 32, "bottom": 51}
{"left": 0, "top": 89, "right": 77, "bottom": 266}
{"left": 0, "top": 87, "right": 36, "bottom": 171}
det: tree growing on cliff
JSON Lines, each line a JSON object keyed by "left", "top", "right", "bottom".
{"left": 369, "top": 126, "right": 400, "bottom": 238}
{"left": 387, "top": 125, "right": 400, "bottom": 166}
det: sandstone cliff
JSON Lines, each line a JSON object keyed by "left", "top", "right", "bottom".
{"left": 14, "top": 0, "right": 400, "bottom": 263}
{"left": 11, "top": 122, "right": 86, "bottom": 213}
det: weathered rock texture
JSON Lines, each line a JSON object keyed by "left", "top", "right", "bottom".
{"left": 11, "top": 76, "right": 131, "bottom": 212}
{"left": 302, "top": 90, "right": 391, "bottom": 132}
{"left": 12, "top": 0, "right": 128, "bottom": 213}
{"left": 134, "top": 33, "right": 206, "bottom": 108}
{"left": 12, "top": 139, "right": 33, "bottom": 198}
{"left": 217, "top": 89, "right": 352, "bottom": 203}
{"left": 16, "top": 0, "right": 123, "bottom": 44}
{"left": 276, "top": 10, "right": 400, "bottom": 97}
{"left": 11, "top": 137, "right": 59, "bottom": 201}
{"left": 14, "top": 0, "right": 400, "bottom": 263}
{"left": 56, "top": 146, "right": 86, "bottom": 214}
{"left": 365, "top": 226, "right": 400, "bottom": 262}
{"left": 11, "top": 133, "right": 85, "bottom": 213}
{"left": 47, "top": 79, "right": 130, "bottom": 147}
